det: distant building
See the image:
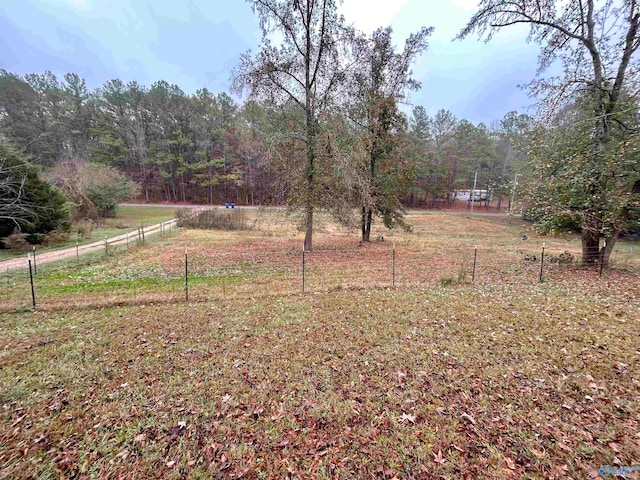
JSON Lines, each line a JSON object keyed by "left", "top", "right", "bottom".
{"left": 453, "top": 189, "right": 492, "bottom": 202}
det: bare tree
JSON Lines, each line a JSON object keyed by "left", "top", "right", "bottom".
{"left": 458, "top": 0, "right": 640, "bottom": 264}
{"left": 233, "top": 0, "right": 346, "bottom": 251}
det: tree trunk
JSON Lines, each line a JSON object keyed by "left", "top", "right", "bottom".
{"left": 601, "top": 230, "right": 619, "bottom": 268}
{"left": 303, "top": 104, "right": 315, "bottom": 250}
{"left": 302, "top": 3, "right": 315, "bottom": 252}
{"left": 361, "top": 206, "right": 372, "bottom": 242}
{"left": 581, "top": 213, "right": 601, "bottom": 265}
{"left": 304, "top": 180, "right": 314, "bottom": 251}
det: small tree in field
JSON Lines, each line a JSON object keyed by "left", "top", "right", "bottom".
{"left": 458, "top": 0, "right": 640, "bottom": 264}
{"left": 527, "top": 96, "right": 640, "bottom": 263}
{"left": 86, "top": 165, "right": 141, "bottom": 217}
{"left": 347, "top": 27, "right": 432, "bottom": 241}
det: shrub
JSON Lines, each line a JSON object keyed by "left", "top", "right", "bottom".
{"left": 457, "top": 265, "right": 467, "bottom": 283}
{"left": 0, "top": 143, "right": 69, "bottom": 240}
{"left": 1, "top": 233, "right": 31, "bottom": 251}
{"left": 43, "top": 229, "right": 71, "bottom": 247}
{"left": 547, "top": 250, "right": 576, "bottom": 264}
{"left": 439, "top": 275, "right": 457, "bottom": 287}
{"left": 71, "top": 220, "right": 94, "bottom": 239}
{"left": 85, "top": 166, "right": 140, "bottom": 217}
{"left": 52, "top": 160, "right": 140, "bottom": 220}
{"left": 176, "top": 208, "right": 251, "bottom": 231}
{"left": 439, "top": 266, "right": 467, "bottom": 287}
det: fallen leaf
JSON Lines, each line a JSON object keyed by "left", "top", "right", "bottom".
{"left": 11, "top": 415, "right": 25, "bottom": 427}
{"left": 399, "top": 413, "right": 416, "bottom": 424}
{"left": 461, "top": 412, "right": 476, "bottom": 425}
{"left": 530, "top": 448, "right": 545, "bottom": 458}
{"left": 432, "top": 449, "right": 446, "bottom": 464}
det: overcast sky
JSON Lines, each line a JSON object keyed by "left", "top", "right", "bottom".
{"left": 0, "top": 0, "right": 541, "bottom": 125}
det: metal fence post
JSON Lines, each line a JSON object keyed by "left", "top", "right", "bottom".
{"left": 472, "top": 246, "right": 478, "bottom": 282}
{"left": 32, "top": 246, "right": 37, "bottom": 275}
{"left": 599, "top": 241, "right": 607, "bottom": 277}
{"left": 392, "top": 242, "right": 396, "bottom": 288}
{"left": 539, "top": 242, "right": 546, "bottom": 283}
{"left": 302, "top": 244, "right": 306, "bottom": 293}
{"left": 28, "top": 254, "right": 36, "bottom": 309}
{"left": 185, "top": 247, "right": 189, "bottom": 302}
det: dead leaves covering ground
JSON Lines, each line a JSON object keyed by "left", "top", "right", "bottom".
{"left": 0, "top": 214, "right": 639, "bottom": 478}
{"left": 1, "top": 276, "right": 639, "bottom": 479}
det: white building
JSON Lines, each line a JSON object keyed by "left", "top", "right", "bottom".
{"left": 453, "top": 189, "right": 492, "bottom": 202}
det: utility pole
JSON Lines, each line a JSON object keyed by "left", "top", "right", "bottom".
{"left": 470, "top": 171, "right": 478, "bottom": 214}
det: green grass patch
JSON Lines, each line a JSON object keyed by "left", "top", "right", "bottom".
{"left": 0, "top": 205, "right": 176, "bottom": 260}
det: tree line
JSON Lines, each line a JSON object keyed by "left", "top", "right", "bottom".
{"left": 0, "top": 66, "right": 530, "bottom": 237}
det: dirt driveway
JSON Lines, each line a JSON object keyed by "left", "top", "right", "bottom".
{"left": 0, "top": 219, "right": 178, "bottom": 273}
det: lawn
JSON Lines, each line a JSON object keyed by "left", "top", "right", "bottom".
{"left": 0, "top": 212, "right": 639, "bottom": 479}
{"left": 0, "top": 205, "right": 177, "bottom": 261}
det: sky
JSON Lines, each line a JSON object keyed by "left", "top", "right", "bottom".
{"left": 0, "top": 0, "right": 542, "bottom": 125}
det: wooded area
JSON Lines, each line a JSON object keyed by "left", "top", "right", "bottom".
{"left": 0, "top": 70, "right": 529, "bottom": 214}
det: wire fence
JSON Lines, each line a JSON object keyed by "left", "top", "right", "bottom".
{"left": 2, "top": 234, "right": 637, "bottom": 313}
{"left": 1, "top": 219, "right": 178, "bottom": 274}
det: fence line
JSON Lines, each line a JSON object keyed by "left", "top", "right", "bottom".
{"left": 2, "top": 238, "right": 633, "bottom": 314}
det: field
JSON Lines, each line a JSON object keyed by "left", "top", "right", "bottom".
{"left": 1, "top": 210, "right": 639, "bottom": 479}
{"left": 0, "top": 205, "right": 177, "bottom": 261}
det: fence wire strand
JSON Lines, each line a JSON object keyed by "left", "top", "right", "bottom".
{"left": 1, "top": 237, "right": 635, "bottom": 313}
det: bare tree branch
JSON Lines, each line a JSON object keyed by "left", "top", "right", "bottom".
{"left": 0, "top": 160, "right": 36, "bottom": 230}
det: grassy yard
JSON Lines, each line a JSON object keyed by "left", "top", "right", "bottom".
{"left": 0, "top": 205, "right": 177, "bottom": 261}
{"left": 0, "top": 212, "right": 639, "bottom": 478}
